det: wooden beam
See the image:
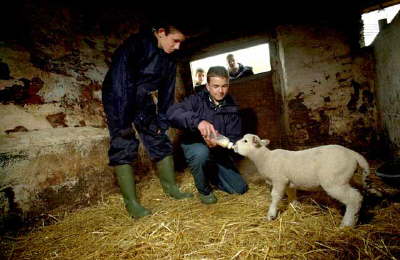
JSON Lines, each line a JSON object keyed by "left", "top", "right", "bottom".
{"left": 362, "top": 0, "right": 400, "bottom": 13}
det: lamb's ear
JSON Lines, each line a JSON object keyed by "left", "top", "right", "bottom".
{"left": 252, "top": 136, "right": 262, "bottom": 148}
{"left": 260, "top": 139, "right": 270, "bottom": 147}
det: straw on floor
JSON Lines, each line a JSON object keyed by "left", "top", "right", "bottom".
{"left": 4, "top": 169, "right": 400, "bottom": 260}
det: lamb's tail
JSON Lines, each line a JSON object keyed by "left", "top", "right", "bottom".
{"left": 352, "top": 151, "right": 369, "bottom": 188}
{"left": 352, "top": 151, "right": 382, "bottom": 197}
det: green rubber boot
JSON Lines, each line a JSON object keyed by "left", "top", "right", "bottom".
{"left": 199, "top": 192, "right": 217, "bottom": 204}
{"left": 156, "top": 156, "right": 194, "bottom": 199}
{"left": 115, "top": 164, "right": 151, "bottom": 218}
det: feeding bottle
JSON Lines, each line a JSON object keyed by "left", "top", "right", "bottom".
{"left": 211, "top": 133, "right": 234, "bottom": 149}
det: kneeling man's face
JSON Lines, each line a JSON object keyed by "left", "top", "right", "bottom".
{"left": 206, "top": 76, "right": 229, "bottom": 103}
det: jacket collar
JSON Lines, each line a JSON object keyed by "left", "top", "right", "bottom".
{"left": 208, "top": 95, "right": 227, "bottom": 110}
{"left": 199, "top": 89, "right": 237, "bottom": 111}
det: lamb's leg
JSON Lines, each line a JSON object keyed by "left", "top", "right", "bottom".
{"left": 267, "top": 182, "right": 286, "bottom": 220}
{"left": 323, "top": 184, "right": 363, "bottom": 227}
{"left": 286, "top": 187, "right": 299, "bottom": 206}
{"left": 264, "top": 180, "right": 272, "bottom": 193}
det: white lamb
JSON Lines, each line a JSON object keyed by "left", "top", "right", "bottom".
{"left": 233, "top": 133, "right": 375, "bottom": 227}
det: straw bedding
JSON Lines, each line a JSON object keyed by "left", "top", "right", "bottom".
{"left": 2, "top": 168, "right": 400, "bottom": 260}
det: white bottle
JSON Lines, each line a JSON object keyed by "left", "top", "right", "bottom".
{"left": 212, "top": 133, "right": 234, "bottom": 149}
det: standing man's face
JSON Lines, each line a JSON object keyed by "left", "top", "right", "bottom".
{"left": 206, "top": 76, "right": 229, "bottom": 103}
{"left": 156, "top": 28, "right": 185, "bottom": 54}
{"left": 227, "top": 57, "right": 236, "bottom": 69}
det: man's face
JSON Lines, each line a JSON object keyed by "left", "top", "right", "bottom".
{"left": 156, "top": 28, "right": 185, "bottom": 54}
{"left": 196, "top": 72, "right": 204, "bottom": 84}
{"left": 227, "top": 57, "right": 236, "bottom": 69}
{"left": 206, "top": 76, "right": 229, "bottom": 102}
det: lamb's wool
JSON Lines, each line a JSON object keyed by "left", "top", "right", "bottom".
{"left": 234, "top": 134, "right": 370, "bottom": 227}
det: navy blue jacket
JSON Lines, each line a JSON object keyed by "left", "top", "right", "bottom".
{"left": 167, "top": 89, "right": 242, "bottom": 145}
{"left": 229, "top": 63, "right": 254, "bottom": 80}
{"left": 102, "top": 30, "right": 177, "bottom": 136}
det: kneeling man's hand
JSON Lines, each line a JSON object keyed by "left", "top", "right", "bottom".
{"left": 198, "top": 120, "right": 218, "bottom": 148}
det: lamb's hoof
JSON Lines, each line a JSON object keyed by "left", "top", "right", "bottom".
{"left": 367, "top": 188, "right": 383, "bottom": 197}
{"left": 339, "top": 221, "right": 355, "bottom": 228}
{"left": 266, "top": 214, "right": 276, "bottom": 221}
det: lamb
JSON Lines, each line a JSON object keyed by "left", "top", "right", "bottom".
{"left": 233, "top": 133, "right": 375, "bottom": 227}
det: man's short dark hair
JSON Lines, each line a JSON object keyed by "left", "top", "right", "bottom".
{"left": 152, "top": 16, "right": 191, "bottom": 36}
{"left": 196, "top": 68, "right": 205, "bottom": 74}
{"left": 207, "top": 66, "right": 229, "bottom": 83}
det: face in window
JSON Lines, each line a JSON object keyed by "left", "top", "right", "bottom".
{"left": 195, "top": 71, "right": 205, "bottom": 85}
{"left": 155, "top": 28, "right": 185, "bottom": 54}
{"left": 206, "top": 76, "right": 229, "bottom": 103}
{"left": 227, "top": 56, "right": 236, "bottom": 69}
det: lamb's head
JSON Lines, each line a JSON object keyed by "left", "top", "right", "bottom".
{"left": 233, "top": 134, "right": 270, "bottom": 156}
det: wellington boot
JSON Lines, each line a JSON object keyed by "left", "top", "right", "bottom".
{"left": 156, "top": 156, "right": 193, "bottom": 199}
{"left": 115, "top": 164, "right": 151, "bottom": 218}
{"left": 199, "top": 192, "right": 217, "bottom": 204}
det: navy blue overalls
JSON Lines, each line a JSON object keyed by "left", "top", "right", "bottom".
{"left": 102, "top": 31, "right": 176, "bottom": 166}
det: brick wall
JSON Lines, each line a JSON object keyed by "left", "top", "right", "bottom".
{"left": 229, "top": 72, "right": 282, "bottom": 148}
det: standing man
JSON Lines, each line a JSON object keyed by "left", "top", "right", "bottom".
{"left": 167, "top": 66, "right": 248, "bottom": 204}
{"left": 226, "top": 54, "right": 254, "bottom": 80}
{"left": 102, "top": 21, "right": 193, "bottom": 219}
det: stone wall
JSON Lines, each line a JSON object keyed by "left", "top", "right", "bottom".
{"left": 275, "top": 24, "right": 380, "bottom": 154}
{"left": 0, "top": 127, "right": 115, "bottom": 230}
{"left": 0, "top": 6, "right": 143, "bottom": 134}
{"left": 0, "top": 4, "right": 149, "bottom": 230}
{"left": 373, "top": 14, "right": 400, "bottom": 156}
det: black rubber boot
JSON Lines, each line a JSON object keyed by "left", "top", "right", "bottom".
{"left": 115, "top": 164, "right": 151, "bottom": 218}
{"left": 156, "top": 155, "right": 194, "bottom": 199}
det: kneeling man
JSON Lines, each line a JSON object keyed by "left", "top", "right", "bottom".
{"left": 167, "top": 66, "right": 248, "bottom": 204}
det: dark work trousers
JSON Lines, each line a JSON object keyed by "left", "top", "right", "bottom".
{"left": 181, "top": 143, "right": 248, "bottom": 195}
{"left": 103, "top": 101, "right": 173, "bottom": 166}
{"left": 106, "top": 121, "right": 173, "bottom": 166}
